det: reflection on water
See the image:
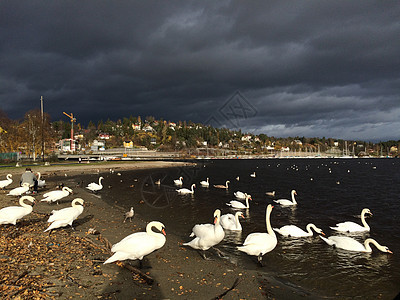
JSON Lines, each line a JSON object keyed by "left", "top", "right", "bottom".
{"left": 98, "top": 159, "right": 400, "bottom": 299}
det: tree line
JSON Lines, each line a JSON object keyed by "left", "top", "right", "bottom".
{"left": 0, "top": 109, "right": 399, "bottom": 158}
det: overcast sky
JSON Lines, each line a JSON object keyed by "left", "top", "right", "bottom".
{"left": 1, "top": 1, "right": 399, "bottom": 141}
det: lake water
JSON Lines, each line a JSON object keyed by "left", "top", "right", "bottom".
{"left": 96, "top": 158, "right": 400, "bottom": 299}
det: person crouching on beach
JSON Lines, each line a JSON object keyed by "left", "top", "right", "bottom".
{"left": 20, "top": 167, "right": 38, "bottom": 194}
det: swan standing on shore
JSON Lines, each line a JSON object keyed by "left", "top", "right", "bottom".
{"left": 104, "top": 221, "right": 166, "bottom": 267}
{"left": 0, "top": 196, "right": 35, "bottom": 225}
{"left": 226, "top": 194, "right": 251, "bottom": 209}
{"left": 44, "top": 198, "right": 84, "bottom": 232}
{"left": 0, "top": 174, "right": 13, "bottom": 189}
{"left": 273, "top": 223, "right": 324, "bottom": 237}
{"left": 220, "top": 211, "right": 244, "bottom": 231}
{"left": 36, "top": 172, "right": 46, "bottom": 188}
{"left": 200, "top": 178, "right": 209, "bottom": 187}
{"left": 176, "top": 184, "right": 196, "bottom": 194}
{"left": 320, "top": 235, "right": 393, "bottom": 253}
{"left": 86, "top": 177, "right": 104, "bottom": 192}
{"left": 183, "top": 209, "right": 225, "bottom": 259}
{"left": 237, "top": 204, "right": 277, "bottom": 265}
{"left": 41, "top": 186, "right": 73, "bottom": 204}
{"left": 213, "top": 180, "right": 230, "bottom": 189}
{"left": 174, "top": 176, "right": 183, "bottom": 186}
{"left": 274, "top": 190, "right": 297, "bottom": 206}
{"left": 7, "top": 182, "right": 30, "bottom": 196}
{"left": 330, "top": 208, "right": 372, "bottom": 232}
{"left": 124, "top": 207, "right": 134, "bottom": 223}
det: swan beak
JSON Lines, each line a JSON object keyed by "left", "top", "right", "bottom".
{"left": 320, "top": 231, "right": 325, "bottom": 236}
{"left": 214, "top": 217, "right": 218, "bottom": 224}
{"left": 387, "top": 249, "right": 393, "bottom": 254}
{"left": 240, "top": 215, "right": 245, "bottom": 219}
{"left": 161, "top": 228, "right": 166, "bottom": 236}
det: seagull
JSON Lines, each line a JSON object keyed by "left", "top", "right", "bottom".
{"left": 124, "top": 207, "right": 134, "bottom": 223}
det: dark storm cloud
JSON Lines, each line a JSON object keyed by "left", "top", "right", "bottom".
{"left": 1, "top": 1, "right": 399, "bottom": 141}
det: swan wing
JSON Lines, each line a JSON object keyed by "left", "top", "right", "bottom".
{"left": 274, "top": 225, "right": 308, "bottom": 237}
{"left": 330, "top": 221, "right": 367, "bottom": 232}
{"left": 273, "top": 199, "right": 294, "bottom": 205}
{"left": 48, "top": 207, "right": 83, "bottom": 222}
{"left": 321, "top": 236, "right": 367, "bottom": 252}
{"left": 111, "top": 232, "right": 165, "bottom": 258}
{"left": 238, "top": 233, "right": 277, "bottom": 255}
{"left": 0, "top": 207, "right": 32, "bottom": 224}
{"left": 226, "top": 200, "right": 246, "bottom": 208}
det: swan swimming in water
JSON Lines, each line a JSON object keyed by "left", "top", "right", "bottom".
{"left": 174, "top": 176, "right": 183, "bottom": 186}
{"left": 250, "top": 172, "right": 256, "bottom": 178}
{"left": 41, "top": 186, "right": 73, "bottom": 204}
{"left": 183, "top": 209, "right": 225, "bottom": 259}
{"left": 273, "top": 223, "right": 324, "bottom": 237}
{"left": 176, "top": 184, "right": 196, "bottom": 194}
{"left": 7, "top": 182, "right": 30, "bottom": 196}
{"left": 273, "top": 190, "right": 297, "bottom": 206}
{"left": 330, "top": 208, "right": 372, "bottom": 232}
{"left": 86, "top": 177, "right": 104, "bottom": 192}
{"left": 0, "top": 196, "right": 35, "bottom": 225}
{"left": 234, "top": 191, "right": 251, "bottom": 200}
{"left": 226, "top": 194, "right": 251, "bottom": 209}
{"left": 44, "top": 198, "right": 84, "bottom": 232}
{"left": 0, "top": 174, "right": 13, "bottom": 189}
{"left": 220, "top": 211, "right": 244, "bottom": 231}
{"left": 237, "top": 204, "right": 277, "bottom": 265}
{"left": 104, "top": 221, "right": 166, "bottom": 267}
{"left": 320, "top": 235, "right": 393, "bottom": 253}
{"left": 213, "top": 181, "right": 230, "bottom": 189}
{"left": 200, "top": 178, "right": 209, "bottom": 187}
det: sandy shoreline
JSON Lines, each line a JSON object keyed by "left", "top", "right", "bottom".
{"left": 0, "top": 161, "right": 316, "bottom": 299}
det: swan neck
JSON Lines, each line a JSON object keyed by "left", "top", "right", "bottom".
{"left": 364, "top": 238, "right": 383, "bottom": 252}
{"left": 266, "top": 208, "right": 275, "bottom": 236}
{"left": 291, "top": 191, "right": 297, "bottom": 204}
{"left": 360, "top": 211, "right": 370, "bottom": 230}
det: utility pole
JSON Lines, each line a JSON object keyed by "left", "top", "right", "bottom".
{"left": 41, "top": 96, "right": 45, "bottom": 162}
{"left": 63, "top": 112, "right": 76, "bottom": 152}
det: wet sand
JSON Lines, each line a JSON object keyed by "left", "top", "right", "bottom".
{"left": 0, "top": 161, "right": 315, "bottom": 299}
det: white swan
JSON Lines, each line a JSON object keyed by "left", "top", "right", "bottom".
{"left": 273, "top": 223, "right": 324, "bottom": 237}
{"left": 7, "top": 182, "right": 30, "bottom": 196}
{"left": 213, "top": 180, "right": 230, "bottom": 189}
{"left": 104, "top": 221, "right": 166, "bottom": 266}
{"left": 44, "top": 198, "right": 84, "bottom": 232}
{"left": 274, "top": 190, "right": 297, "bottom": 206}
{"left": 36, "top": 172, "right": 46, "bottom": 188}
{"left": 124, "top": 207, "right": 134, "bottom": 223}
{"left": 41, "top": 186, "right": 73, "bottom": 204}
{"left": 265, "top": 191, "right": 275, "bottom": 197}
{"left": 0, "top": 174, "right": 13, "bottom": 189}
{"left": 220, "top": 211, "right": 244, "bottom": 231}
{"left": 226, "top": 194, "right": 251, "bottom": 209}
{"left": 320, "top": 236, "right": 393, "bottom": 253}
{"left": 176, "top": 184, "right": 196, "bottom": 194}
{"left": 0, "top": 196, "right": 35, "bottom": 225}
{"left": 250, "top": 172, "right": 256, "bottom": 178}
{"left": 330, "top": 208, "right": 372, "bottom": 232}
{"left": 234, "top": 191, "right": 251, "bottom": 200}
{"left": 174, "top": 176, "right": 183, "bottom": 186}
{"left": 200, "top": 178, "right": 209, "bottom": 187}
{"left": 86, "top": 176, "right": 104, "bottom": 192}
{"left": 183, "top": 209, "right": 225, "bottom": 258}
{"left": 237, "top": 204, "right": 277, "bottom": 264}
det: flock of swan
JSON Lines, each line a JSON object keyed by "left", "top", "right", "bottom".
{"left": 169, "top": 175, "right": 393, "bottom": 265}
{"left": 0, "top": 169, "right": 393, "bottom": 269}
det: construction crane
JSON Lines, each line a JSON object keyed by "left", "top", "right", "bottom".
{"left": 63, "top": 112, "right": 76, "bottom": 151}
